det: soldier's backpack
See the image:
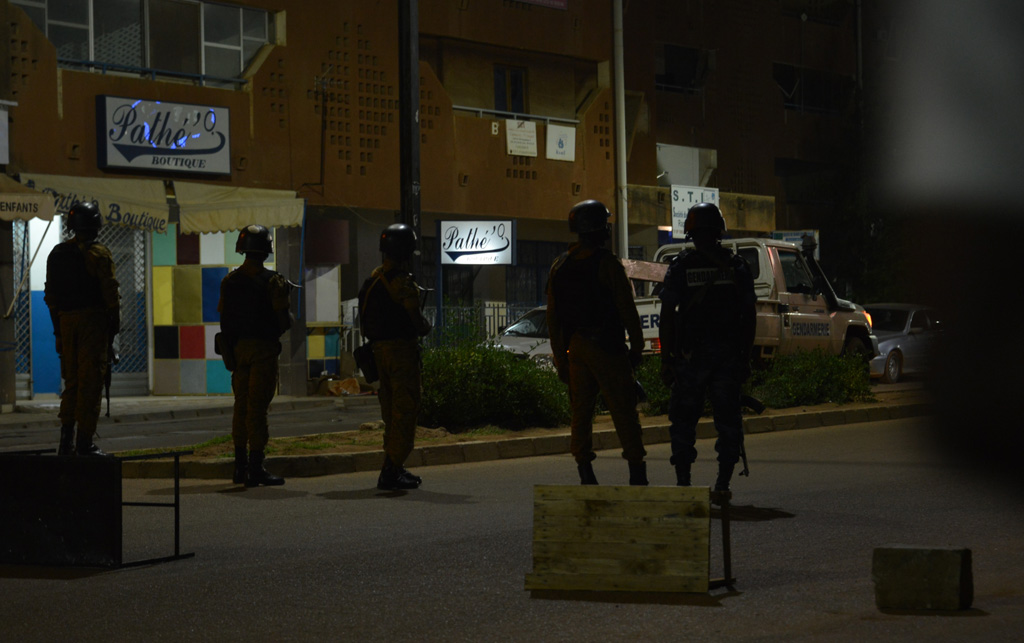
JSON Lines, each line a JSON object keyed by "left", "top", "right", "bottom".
{"left": 46, "top": 241, "right": 102, "bottom": 311}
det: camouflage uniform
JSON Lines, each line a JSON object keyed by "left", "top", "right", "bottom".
{"left": 218, "top": 261, "right": 292, "bottom": 456}
{"left": 44, "top": 237, "right": 120, "bottom": 450}
{"left": 546, "top": 243, "right": 647, "bottom": 468}
{"left": 358, "top": 259, "right": 431, "bottom": 470}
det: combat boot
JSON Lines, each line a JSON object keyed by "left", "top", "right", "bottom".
{"left": 628, "top": 461, "right": 649, "bottom": 486}
{"left": 577, "top": 462, "right": 598, "bottom": 485}
{"left": 76, "top": 437, "right": 106, "bottom": 457}
{"left": 674, "top": 463, "right": 692, "bottom": 487}
{"left": 232, "top": 448, "right": 247, "bottom": 485}
{"left": 246, "top": 450, "right": 285, "bottom": 487}
{"left": 58, "top": 424, "right": 75, "bottom": 456}
{"left": 714, "top": 461, "right": 735, "bottom": 493}
{"left": 377, "top": 456, "right": 421, "bottom": 490}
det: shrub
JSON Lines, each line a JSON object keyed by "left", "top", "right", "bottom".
{"left": 636, "top": 354, "right": 672, "bottom": 416}
{"left": 747, "top": 349, "right": 873, "bottom": 408}
{"left": 419, "top": 338, "right": 570, "bottom": 432}
{"left": 636, "top": 348, "right": 872, "bottom": 416}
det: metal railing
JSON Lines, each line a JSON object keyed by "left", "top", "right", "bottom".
{"left": 57, "top": 58, "right": 248, "bottom": 87}
{"left": 341, "top": 301, "right": 537, "bottom": 354}
{"left": 451, "top": 104, "right": 579, "bottom": 126}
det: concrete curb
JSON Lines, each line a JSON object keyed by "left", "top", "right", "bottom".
{"left": 121, "top": 400, "right": 934, "bottom": 479}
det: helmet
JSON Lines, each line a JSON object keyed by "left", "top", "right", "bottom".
{"left": 379, "top": 223, "right": 417, "bottom": 260}
{"left": 67, "top": 202, "right": 102, "bottom": 233}
{"left": 568, "top": 200, "right": 611, "bottom": 235}
{"left": 235, "top": 224, "right": 273, "bottom": 255}
{"left": 683, "top": 202, "right": 726, "bottom": 237}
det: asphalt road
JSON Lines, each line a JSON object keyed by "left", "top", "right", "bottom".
{"left": 1, "top": 416, "right": 1022, "bottom": 642}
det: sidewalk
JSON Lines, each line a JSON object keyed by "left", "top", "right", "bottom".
{"left": 106, "top": 386, "right": 933, "bottom": 479}
{"left": 0, "top": 394, "right": 344, "bottom": 430}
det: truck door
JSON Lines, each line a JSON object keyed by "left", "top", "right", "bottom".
{"left": 776, "top": 248, "right": 833, "bottom": 354}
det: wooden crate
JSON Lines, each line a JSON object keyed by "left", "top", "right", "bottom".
{"left": 525, "top": 485, "right": 712, "bottom": 593}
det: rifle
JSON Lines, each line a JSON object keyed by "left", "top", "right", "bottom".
{"left": 105, "top": 346, "right": 119, "bottom": 418}
{"left": 737, "top": 394, "right": 766, "bottom": 477}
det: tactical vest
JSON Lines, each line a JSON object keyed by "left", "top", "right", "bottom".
{"left": 359, "top": 269, "right": 417, "bottom": 340}
{"left": 221, "top": 268, "right": 282, "bottom": 341}
{"left": 671, "top": 247, "right": 748, "bottom": 349}
{"left": 46, "top": 241, "right": 104, "bottom": 312}
{"left": 549, "top": 247, "right": 624, "bottom": 350}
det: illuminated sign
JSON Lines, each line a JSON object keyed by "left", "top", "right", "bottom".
{"left": 440, "top": 221, "right": 515, "bottom": 265}
{"left": 670, "top": 184, "right": 719, "bottom": 238}
{"left": 97, "top": 96, "right": 231, "bottom": 175}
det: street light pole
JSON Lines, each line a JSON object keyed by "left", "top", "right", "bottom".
{"left": 398, "top": 0, "right": 422, "bottom": 274}
{"left": 613, "top": 0, "right": 629, "bottom": 259}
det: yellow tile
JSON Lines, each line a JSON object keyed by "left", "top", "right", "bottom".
{"left": 153, "top": 266, "right": 173, "bottom": 326}
{"left": 307, "top": 334, "right": 325, "bottom": 359}
{"left": 172, "top": 266, "right": 203, "bottom": 324}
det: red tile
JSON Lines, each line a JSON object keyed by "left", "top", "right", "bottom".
{"left": 179, "top": 325, "right": 206, "bottom": 359}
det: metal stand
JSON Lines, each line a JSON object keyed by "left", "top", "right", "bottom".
{"left": 708, "top": 490, "right": 737, "bottom": 590}
{"left": 117, "top": 451, "right": 196, "bottom": 567}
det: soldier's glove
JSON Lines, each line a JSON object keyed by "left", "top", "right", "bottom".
{"left": 54, "top": 334, "right": 62, "bottom": 356}
{"left": 736, "top": 359, "right": 751, "bottom": 383}
{"left": 108, "top": 311, "right": 121, "bottom": 337}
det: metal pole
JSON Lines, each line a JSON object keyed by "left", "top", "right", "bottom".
{"left": 613, "top": 0, "right": 629, "bottom": 259}
{"left": 398, "top": 0, "right": 422, "bottom": 276}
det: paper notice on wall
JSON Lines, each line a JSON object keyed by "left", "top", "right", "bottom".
{"left": 546, "top": 124, "right": 576, "bottom": 162}
{"left": 505, "top": 120, "right": 538, "bottom": 157}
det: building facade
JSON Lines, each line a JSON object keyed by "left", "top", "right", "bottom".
{"left": 0, "top": 0, "right": 863, "bottom": 401}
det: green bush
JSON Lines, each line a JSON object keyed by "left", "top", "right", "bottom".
{"left": 636, "top": 349, "right": 872, "bottom": 416}
{"left": 747, "top": 349, "right": 873, "bottom": 408}
{"left": 636, "top": 355, "right": 672, "bottom": 416}
{"left": 419, "top": 338, "right": 570, "bottom": 432}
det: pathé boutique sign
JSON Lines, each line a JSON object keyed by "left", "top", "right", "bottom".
{"left": 439, "top": 221, "right": 515, "bottom": 265}
{"left": 97, "top": 96, "right": 231, "bottom": 175}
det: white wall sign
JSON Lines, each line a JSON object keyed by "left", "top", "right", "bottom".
{"left": 440, "top": 220, "right": 515, "bottom": 265}
{"left": 546, "top": 123, "right": 576, "bottom": 162}
{"left": 505, "top": 120, "right": 538, "bottom": 157}
{"left": 670, "top": 184, "right": 720, "bottom": 237}
{"left": 97, "top": 95, "right": 231, "bottom": 175}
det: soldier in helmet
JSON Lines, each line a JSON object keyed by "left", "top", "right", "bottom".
{"left": 358, "top": 223, "right": 432, "bottom": 491}
{"left": 44, "top": 201, "right": 120, "bottom": 456}
{"left": 546, "top": 200, "right": 649, "bottom": 486}
{"left": 658, "top": 203, "right": 756, "bottom": 494}
{"left": 218, "top": 225, "right": 293, "bottom": 487}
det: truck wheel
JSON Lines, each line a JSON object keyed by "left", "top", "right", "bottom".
{"left": 881, "top": 350, "right": 902, "bottom": 384}
{"left": 842, "top": 336, "right": 870, "bottom": 360}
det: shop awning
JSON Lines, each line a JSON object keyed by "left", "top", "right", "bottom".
{"left": 20, "top": 173, "right": 170, "bottom": 232}
{"left": 0, "top": 174, "right": 56, "bottom": 222}
{"left": 175, "top": 182, "right": 304, "bottom": 234}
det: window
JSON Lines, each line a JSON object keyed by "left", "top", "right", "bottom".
{"left": 11, "top": 0, "right": 269, "bottom": 82}
{"left": 655, "top": 44, "right": 712, "bottom": 94}
{"left": 494, "top": 65, "right": 526, "bottom": 114}
{"left": 773, "top": 63, "right": 853, "bottom": 115}
{"left": 778, "top": 250, "right": 816, "bottom": 294}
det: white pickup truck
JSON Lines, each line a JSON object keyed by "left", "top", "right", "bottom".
{"left": 650, "top": 237, "right": 879, "bottom": 361}
{"left": 494, "top": 298, "right": 663, "bottom": 361}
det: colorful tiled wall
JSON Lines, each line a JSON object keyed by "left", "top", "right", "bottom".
{"left": 306, "top": 326, "right": 342, "bottom": 379}
{"left": 151, "top": 224, "right": 249, "bottom": 395}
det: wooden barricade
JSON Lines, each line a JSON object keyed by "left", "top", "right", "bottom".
{"left": 525, "top": 485, "right": 713, "bottom": 593}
